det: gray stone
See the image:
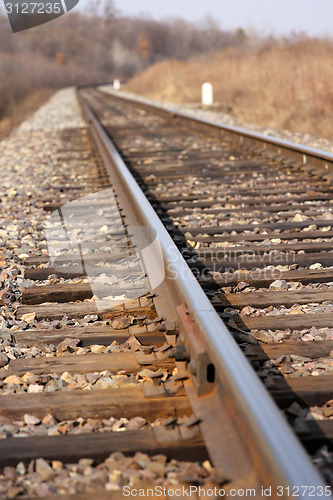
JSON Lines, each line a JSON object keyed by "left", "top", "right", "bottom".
{"left": 1, "top": 332, "right": 12, "bottom": 342}
{"left": 0, "top": 352, "right": 9, "bottom": 368}
{"left": 0, "top": 318, "right": 7, "bottom": 330}
{"left": 27, "top": 384, "right": 44, "bottom": 393}
{"left": 269, "top": 279, "right": 289, "bottom": 291}
{"left": 24, "top": 414, "right": 40, "bottom": 425}
{"left": 2, "top": 425, "right": 19, "bottom": 436}
{"left": 57, "top": 379, "right": 69, "bottom": 389}
{"left": 86, "top": 372, "right": 101, "bottom": 384}
{"left": 35, "top": 458, "right": 54, "bottom": 481}
{"left": 79, "top": 458, "right": 94, "bottom": 467}
{"left": 321, "top": 212, "right": 333, "bottom": 220}
{"left": 42, "top": 414, "right": 58, "bottom": 426}
{"left": 44, "top": 379, "right": 59, "bottom": 392}
{"left": 47, "top": 426, "right": 61, "bottom": 437}
{"left": 94, "top": 376, "right": 115, "bottom": 389}
{"left": 16, "top": 462, "right": 26, "bottom": 475}
{"left": 84, "top": 314, "right": 99, "bottom": 322}
{"left": 3, "top": 466, "right": 17, "bottom": 480}
{"left": 56, "top": 338, "right": 81, "bottom": 355}
{"left": 111, "top": 316, "right": 132, "bottom": 330}
{"left": 126, "top": 417, "right": 146, "bottom": 431}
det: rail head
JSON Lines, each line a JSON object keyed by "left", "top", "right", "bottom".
{"left": 78, "top": 89, "right": 327, "bottom": 498}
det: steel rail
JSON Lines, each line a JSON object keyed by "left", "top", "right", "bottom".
{"left": 79, "top": 91, "right": 326, "bottom": 498}
{"left": 98, "top": 86, "right": 333, "bottom": 171}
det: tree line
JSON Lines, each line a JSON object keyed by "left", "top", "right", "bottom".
{"left": 0, "top": 1, "right": 248, "bottom": 80}
{"left": 0, "top": 0, "right": 312, "bottom": 120}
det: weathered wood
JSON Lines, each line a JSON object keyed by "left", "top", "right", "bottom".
{"left": 133, "top": 156, "right": 266, "bottom": 167}
{"left": 0, "top": 428, "right": 207, "bottom": 467}
{"left": 25, "top": 252, "right": 128, "bottom": 267}
{"left": 156, "top": 187, "right": 333, "bottom": 201}
{"left": 42, "top": 195, "right": 99, "bottom": 205}
{"left": 14, "top": 326, "right": 165, "bottom": 347}
{"left": 22, "top": 283, "right": 146, "bottom": 305}
{"left": 38, "top": 239, "right": 122, "bottom": 251}
{"left": 52, "top": 184, "right": 105, "bottom": 191}
{"left": 167, "top": 193, "right": 333, "bottom": 209}
{"left": 43, "top": 201, "right": 114, "bottom": 212}
{"left": 38, "top": 228, "right": 125, "bottom": 241}
{"left": 16, "top": 303, "right": 156, "bottom": 321}
{"left": 43, "top": 188, "right": 94, "bottom": 198}
{"left": 168, "top": 201, "right": 333, "bottom": 217}
{"left": 191, "top": 229, "right": 333, "bottom": 244}
{"left": 166, "top": 209, "right": 326, "bottom": 225}
{"left": 139, "top": 163, "right": 278, "bottom": 177}
{"left": 7, "top": 352, "right": 174, "bottom": 377}
{"left": 272, "top": 375, "right": 333, "bottom": 407}
{"left": 249, "top": 341, "right": 333, "bottom": 362}
{"left": 199, "top": 268, "right": 333, "bottom": 288}
{"left": 143, "top": 167, "right": 315, "bottom": 181}
{"left": 230, "top": 312, "right": 333, "bottom": 332}
{"left": 24, "top": 266, "right": 143, "bottom": 281}
{"left": 145, "top": 169, "right": 290, "bottom": 182}
{"left": 201, "top": 241, "right": 333, "bottom": 256}
{"left": 24, "top": 267, "right": 86, "bottom": 280}
{"left": 203, "top": 252, "right": 333, "bottom": 272}
{"left": 0, "top": 387, "right": 192, "bottom": 420}
{"left": 22, "top": 283, "right": 93, "bottom": 304}
{"left": 219, "top": 290, "right": 333, "bottom": 309}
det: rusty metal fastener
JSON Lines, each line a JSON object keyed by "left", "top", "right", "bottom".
{"left": 141, "top": 345, "right": 155, "bottom": 354}
{"left": 133, "top": 273, "right": 146, "bottom": 281}
{"left": 158, "top": 343, "right": 173, "bottom": 353}
{"left": 153, "top": 316, "right": 165, "bottom": 325}
{"left": 150, "top": 372, "right": 164, "bottom": 387}
{"left": 186, "top": 416, "right": 202, "bottom": 428}
{"left": 164, "top": 417, "right": 178, "bottom": 428}
{"left": 136, "top": 315, "right": 147, "bottom": 327}
{"left": 168, "top": 345, "right": 190, "bottom": 362}
{"left": 173, "top": 373, "right": 189, "bottom": 382}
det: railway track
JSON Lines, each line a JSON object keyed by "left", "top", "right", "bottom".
{"left": 0, "top": 86, "right": 332, "bottom": 498}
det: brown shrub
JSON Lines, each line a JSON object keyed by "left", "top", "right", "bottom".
{"left": 0, "top": 52, "right": 108, "bottom": 120}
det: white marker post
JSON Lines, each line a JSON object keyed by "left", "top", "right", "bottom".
{"left": 113, "top": 79, "right": 121, "bottom": 90}
{"left": 202, "top": 82, "right": 213, "bottom": 106}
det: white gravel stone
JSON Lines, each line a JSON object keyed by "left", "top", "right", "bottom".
{"left": 17, "top": 88, "right": 85, "bottom": 132}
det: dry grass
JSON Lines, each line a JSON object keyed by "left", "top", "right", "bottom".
{"left": 126, "top": 39, "right": 333, "bottom": 139}
{"left": 0, "top": 89, "right": 53, "bottom": 141}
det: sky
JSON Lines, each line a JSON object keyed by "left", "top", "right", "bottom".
{"left": 78, "top": 0, "right": 333, "bottom": 37}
